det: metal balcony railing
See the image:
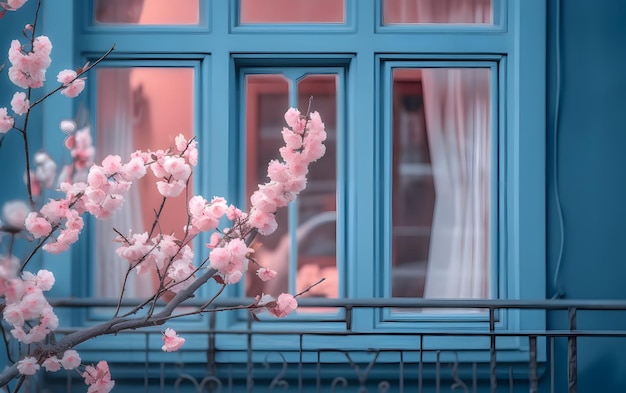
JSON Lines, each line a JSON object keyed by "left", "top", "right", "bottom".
{"left": 10, "top": 298, "right": 626, "bottom": 392}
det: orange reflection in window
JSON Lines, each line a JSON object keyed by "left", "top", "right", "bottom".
{"left": 95, "top": 0, "right": 199, "bottom": 25}
{"left": 383, "top": 0, "right": 492, "bottom": 25}
{"left": 240, "top": 0, "right": 344, "bottom": 24}
{"left": 244, "top": 74, "right": 339, "bottom": 304}
{"left": 95, "top": 67, "right": 194, "bottom": 298}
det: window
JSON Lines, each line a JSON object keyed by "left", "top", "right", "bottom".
{"left": 41, "top": 0, "right": 546, "bottom": 367}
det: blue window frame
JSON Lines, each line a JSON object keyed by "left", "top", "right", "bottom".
{"left": 39, "top": 0, "right": 546, "bottom": 368}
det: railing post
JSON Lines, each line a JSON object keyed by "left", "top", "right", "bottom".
{"left": 568, "top": 307, "right": 577, "bottom": 393}
{"left": 490, "top": 306, "right": 497, "bottom": 393}
{"left": 528, "top": 335, "right": 538, "bottom": 393}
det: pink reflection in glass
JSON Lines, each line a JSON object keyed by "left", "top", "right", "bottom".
{"left": 244, "top": 74, "right": 339, "bottom": 304}
{"left": 95, "top": 67, "right": 194, "bottom": 298}
{"left": 383, "top": 0, "right": 492, "bottom": 25}
{"left": 240, "top": 0, "right": 344, "bottom": 24}
{"left": 95, "top": 0, "right": 199, "bottom": 25}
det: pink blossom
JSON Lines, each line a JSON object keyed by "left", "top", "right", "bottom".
{"left": 42, "top": 356, "right": 62, "bottom": 372}
{"left": 281, "top": 127, "right": 303, "bottom": 149}
{"left": 206, "top": 232, "right": 221, "bottom": 248}
{"left": 17, "top": 357, "right": 40, "bottom": 375}
{"left": 2, "top": 200, "right": 30, "bottom": 228}
{"left": 3, "top": 303, "right": 24, "bottom": 326}
{"left": 256, "top": 267, "right": 277, "bottom": 282}
{"left": 20, "top": 291, "right": 46, "bottom": 318}
{"left": 56, "top": 69, "right": 86, "bottom": 98}
{"left": 61, "top": 350, "right": 81, "bottom": 370}
{"left": 121, "top": 157, "right": 147, "bottom": 180}
{"left": 267, "top": 160, "right": 291, "bottom": 183}
{"left": 284, "top": 108, "right": 303, "bottom": 131}
{"left": 35, "top": 269, "right": 55, "bottom": 291}
{"left": 10, "top": 92, "right": 30, "bottom": 115}
{"left": 248, "top": 209, "right": 278, "bottom": 235}
{"left": 156, "top": 180, "right": 185, "bottom": 197}
{"left": 42, "top": 240, "right": 70, "bottom": 254}
{"left": 8, "top": 36, "right": 52, "bottom": 89}
{"left": 162, "top": 156, "right": 191, "bottom": 181}
{"left": 7, "top": 0, "right": 28, "bottom": 10}
{"left": 82, "top": 361, "right": 115, "bottom": 393}
{"left": 57, "top": 69, "right": 77, "bottom": 85}
{"left": 161, "top": 328, "right": 185, "bottom": 352}
{"left": 60, "top": 78, "right": 86, "bottom": 98}
{"left": 269, "top": 293, "right": 298, "bottom": 318}
{"left": 33, "top": 151, "right": 57, "bottom": 189}
{"left": 101, "top": 155, "right": 122, "bottom": 174}
{"left": 174, "top": 134, "right": 188, "bottom": 152}
{"left": 0, "top": 107, "right": 14, "bottom": 133}
{"left": 24, "top": 212, "right": 52, "bottom": 238}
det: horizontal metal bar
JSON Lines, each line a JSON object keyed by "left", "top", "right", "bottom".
{"left": 47, "top": 297, "right": 626, "bottom": 310}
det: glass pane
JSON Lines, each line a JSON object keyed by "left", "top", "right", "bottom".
{"left": 244, "top": 74, "right": 339, "bottom": 303}
{"left": 296, "top": 75, "right": 338, "bottom": 299}
{"left": 95, "top": 67, "right": 194, "bottom": 298}
{"left": 240, "top": 0, "right": 345, "bottom": 24}
{"left": 244, "top": 74, "right": 291, "bottom": 297}
{"left": 383, "top": 0, "right": 493, "bottom": 25}
{"left": 391, "top": 67, "right": 491, "bottom": 299}
{"left": 94, "top": 0, "right": 199, "bottom": 25}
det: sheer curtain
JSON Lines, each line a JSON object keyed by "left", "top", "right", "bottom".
{"left": 414, "top": 0, "right": 492, "bottom": 299}
{"left": 96, "top": 69, "right": 152, "bottom": 298}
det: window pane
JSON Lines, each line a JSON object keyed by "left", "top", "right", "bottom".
{"left": 94, "top": 0, "right": 199, "bottom": 25}
{"left": 239, "top": 0, "right": 345, "bottom": 24}
{"left": 383, "top": 0, "right": 493, "bottom": 25}
{"left": 95, "top": 67, "right": 194, "bottom": 298}
{"left": 244, "top": 74, "right": 290, "bottom": 297}
{"left": 296, "top": 75, "right": 338, "bottom": 299}
{"left": 244, "top": 74, "right": 339, "bottom": 302}
{"left": 391, "top": 67, "right": 491, "bottom": 299}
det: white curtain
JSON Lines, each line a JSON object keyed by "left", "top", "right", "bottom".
{"left": 96, "top": 68, "right": 152, "bottom": 298}
{"left": 416, "top": 0, "right": 492, "bottom": 298}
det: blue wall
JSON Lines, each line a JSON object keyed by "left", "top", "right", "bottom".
{"left": 547, "top": 0, "right": 626, "bottom": 391}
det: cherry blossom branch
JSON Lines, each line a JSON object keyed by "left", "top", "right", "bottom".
{"left": 28, "top": 44, "right": 116, "bottom": 111}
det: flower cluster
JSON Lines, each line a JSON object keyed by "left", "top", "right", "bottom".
{"left": 254, "top": 293, "right": 299, "bottom": 318}
{"left": 1, "top": 265, "right": 58, "bottom": 344}
{"left": 82, "top": 361, "right": 115, "bottom": 393}
{"left": 8, "top": 35, "right": 52, "bottom": 89}
{"left": 248, "top": 108, "right": 327, "bottom": 236}
{"left": 138, "top": 134, "right": 198, "bottom": 198}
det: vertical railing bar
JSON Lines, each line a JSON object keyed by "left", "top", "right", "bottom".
{"left": 346, "top": 306, "right": 352, "bottom": 332}
{"left": 529, "top": 335, "right": 538, "bottom": 393}
{"left": 66, "top": 361, "right": 72, "bottom": 392}
{"left": 509, "top": 366, "right": 513, "bottom": 393}
{"left": 229, "top": 363, "right": 234, "bottom": 393}
{"left": 208, "top": 311, "right": 217, "bottom": 377}
{"left": 418, "top": 335, "right": 423, "bottom": 393}
{"left": 299, "top": 334, "right": 303, "bottom": 393}
{"left": 317, "top": 350, "right": 321, "bottom": 393}
{"left": 399, "top": 350, "right": 404, "bottom": 393}
{"left": 490, "top": 306, "right": 497, "bottom": 393}
{"left": 144, "top": 332, "right": 150, "bottom": 393}
{"left": 246, "top": 314, "right": 253, "bottom": 393}
{"left": 436, "top": 351, "right": 441, "bottom": 393}
{"left": 160, "top": 361, "right": 165, "bottom": 393}
{"left": 568, "top": 307, "right": 577, "bottom": 393}
{"left": 550, "top": 336, "right": 555, "bottom": 393}
{"left": 473, "top": 362, "right": 478, "bottom": 393}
